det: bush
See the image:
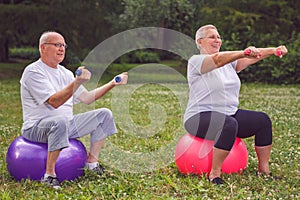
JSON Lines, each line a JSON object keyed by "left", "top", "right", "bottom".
{"left": 131, "top": 50, "right": 160, "bottom": 63}
{"left": 9, "top": 47, "right": 39, "bottom": 60}
{"left": 116, "top": 50, "right": 160, "bottom": 64}
{"left": 9, "top": 47, "right": 81, "bottom": 68}
{"left": 238, "top": 32, "right": 300, "bottom": 84}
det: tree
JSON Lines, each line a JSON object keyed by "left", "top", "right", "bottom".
{"left": 107, "top": 0, "right": 195, "bottom": 61}
{"left": 190, "top": 0, "right": 299, "bottom": 83}
{"left": 195, "top": 0, "right": 297, "bottom": 49}
{"left": 115, "top": 0, "right": 194, "bottom": 34}
{"left": 0, "top": 0, "right": 113, "bottom": 62}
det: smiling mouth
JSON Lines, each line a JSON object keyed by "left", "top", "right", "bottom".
{"left": 211, "top": 44, "right": 219, "bottom": 48}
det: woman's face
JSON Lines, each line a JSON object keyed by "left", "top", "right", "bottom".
{"left": 198, "top": 28, "right": 222, "bottom": 54}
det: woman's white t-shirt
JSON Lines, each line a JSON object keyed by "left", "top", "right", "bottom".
{"left": 184, "top": 54, "right": 241, "bottom": 123}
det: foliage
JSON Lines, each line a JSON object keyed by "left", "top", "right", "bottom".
{"left": 268, "top": 32, "right": 300, "bottom": 84}
{"left": 111, "top": 0, "right": 300, "bottom": 83}
{"left": 191, "top": 0, "right": 300, "bottom": 84}
{"left": 131, "top": 50, "right": 160, "bottom": 63}
{"left": 238, "top": 32, "right": 300, "bottom": 84}
{"left": 0, "top": 77, "right": 299, "bottom": 199}
{"left": 0, "top": 0, "right": 300, "bottom": 83}
{"left": 195, "top": 0, "right": 299, "bottom": 48}
{"left": 116, "top": 0, "right": 195, "bottom": 35}
{"left": 115, "top": 50, "right": 161, "bottom": 64}
{"left": 0, "top": 1, "right": 113, "bottom": 62}
{"left": 8, "top": 46, "right": 81, "bottom": 68}
{"left": 9, "top": 47, "right": 39, "bottom": 60}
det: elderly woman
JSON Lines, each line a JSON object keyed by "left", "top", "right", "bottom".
{"left": 183, "top": 24, "right": 287, "bottom": 184}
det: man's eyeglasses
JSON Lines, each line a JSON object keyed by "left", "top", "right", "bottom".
{"left": 43, "top": 43, "right": 68, "bottom": 49}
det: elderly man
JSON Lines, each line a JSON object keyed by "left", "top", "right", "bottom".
{"left": 20, "top": 31, "right": 128, "bottom": 188}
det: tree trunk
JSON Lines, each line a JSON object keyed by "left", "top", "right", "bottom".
{"left": 0, "top": 36, "right": 9, "bottom": 62}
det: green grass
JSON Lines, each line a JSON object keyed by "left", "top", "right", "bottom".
{"left": 0, "top": 70, "right": 299, "bottom": 199}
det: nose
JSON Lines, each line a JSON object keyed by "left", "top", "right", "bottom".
{"left": 58, "top": 46, "right": 65, "bottom": 51}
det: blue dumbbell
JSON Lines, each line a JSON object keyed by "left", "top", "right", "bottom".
{"left": 115, "top": 76, "right": 121, "bottom": 83}
{"left": 75, "top": 69, "right": 82, "bottom": 76}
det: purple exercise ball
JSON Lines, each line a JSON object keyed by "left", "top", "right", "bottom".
{"left": 6, "top": 136, "right": 87, "bottom": 182}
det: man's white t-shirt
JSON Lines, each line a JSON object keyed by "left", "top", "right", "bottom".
{"left": 184, "top": 55, "right": 241, "bottom": 123}
{"left": 20, "top": 59, "right": 87, "bottom": 131}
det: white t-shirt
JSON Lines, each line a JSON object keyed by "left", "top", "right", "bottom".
{"left": 20, "top": 59, "right": 87, "bottom": 131}
{"left": 184, "top": 55, "right": 241, "bottom": 123}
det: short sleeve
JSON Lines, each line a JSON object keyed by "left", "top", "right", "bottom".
{"left": 231, "top": 60, "right": 238, "bottom": 70}
{"left": 188, "top": 55, "right": 207, "bottom": 75}
{"left": 23, "top": 70, "right": 56, "bottom": 105}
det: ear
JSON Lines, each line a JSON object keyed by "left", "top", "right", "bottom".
{"left": 196, "top": 38, "right": 202, "bottom": 46}
{"left": 40, "top": 44, "right": 46, "bottom": 52}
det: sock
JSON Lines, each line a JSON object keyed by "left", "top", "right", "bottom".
{"left": 44, "top": 173, "right": 56, "bottom": 179}
{"left": 86, "top": 162, "right": 98, "bottom": 170}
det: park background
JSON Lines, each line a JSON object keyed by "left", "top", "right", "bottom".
{"left": 0, "top": 0, "right": 299, "bottom": 84}
{"left": 0, "top": 0, "right": 299, "bottom": 199}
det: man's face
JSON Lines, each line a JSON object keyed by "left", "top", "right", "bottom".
{"left": 40, "top": 33, "right": 66, "bottom": 65}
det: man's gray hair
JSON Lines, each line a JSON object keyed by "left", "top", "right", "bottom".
{"left": 38, "top": 31, "right": 59, "bottom": 53}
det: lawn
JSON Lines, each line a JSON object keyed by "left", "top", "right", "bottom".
{"left": 0, "top": 62, "right": 299, "bottom": 199}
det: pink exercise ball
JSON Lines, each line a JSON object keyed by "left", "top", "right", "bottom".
{"left": 175, "top": 133, "right": 248, "bottom": 175}
{"left": 6, "top": 136, "right": 87, "bottom": 182}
